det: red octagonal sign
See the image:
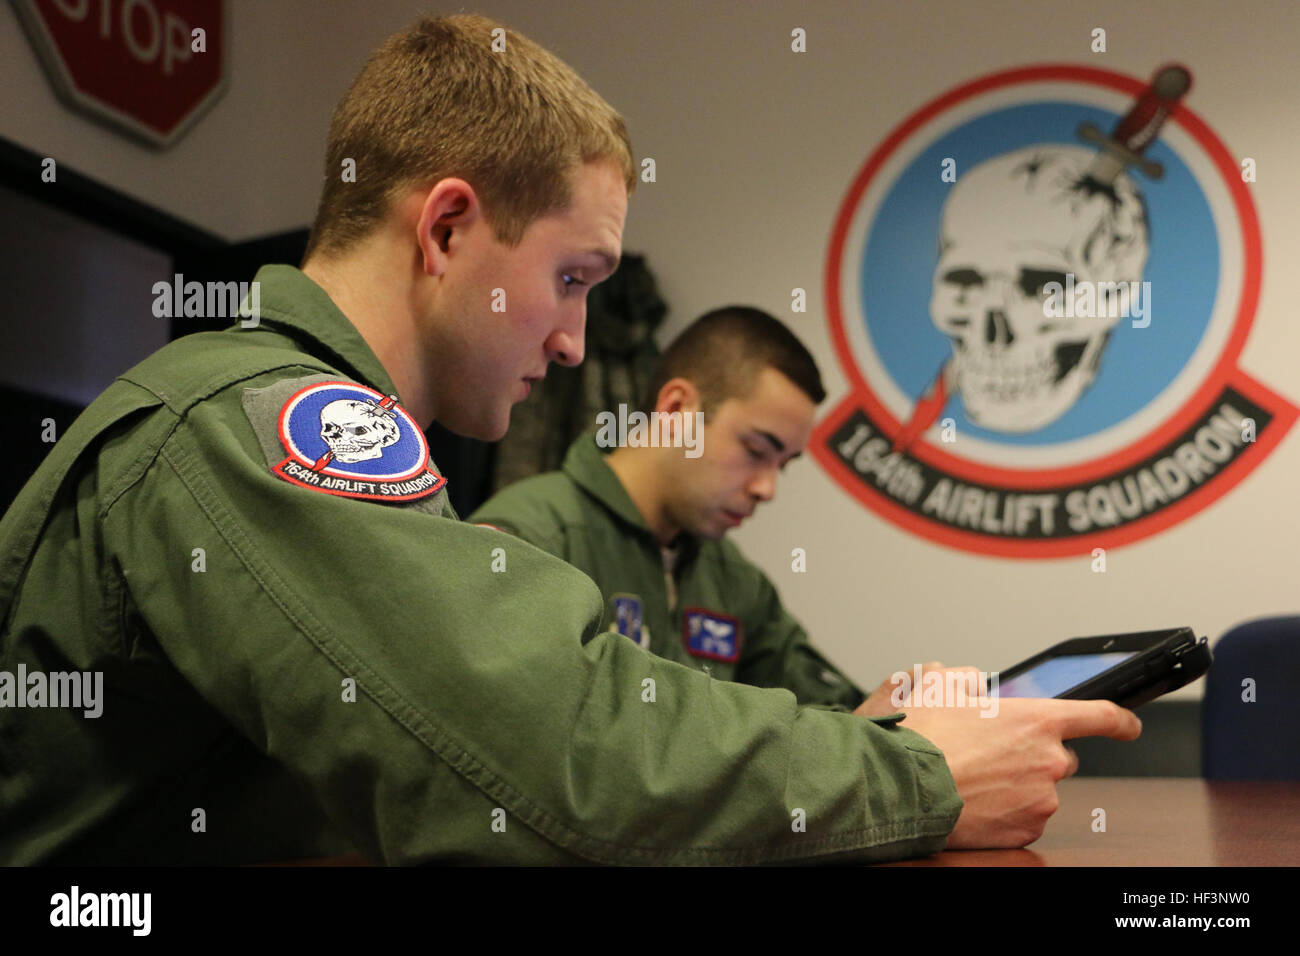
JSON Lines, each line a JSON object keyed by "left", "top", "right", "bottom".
{"left": 14, "top": 0, "right": 227, "bottom": 148}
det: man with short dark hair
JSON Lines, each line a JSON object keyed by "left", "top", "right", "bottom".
{"left": 472, "top": 307, "right": 877, "bottom": 708}
{"left": 471, "top": 307, "right": 947, "bottom": 715}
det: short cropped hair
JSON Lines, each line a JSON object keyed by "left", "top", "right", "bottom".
{"left": 304, "top": 13, "right": 636, "bottom": 261}
{"left": 642, "top": 307, "right": 826, "bottom": 418}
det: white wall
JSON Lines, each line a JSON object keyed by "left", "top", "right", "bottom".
{"left": 3, "top": 0, "right": 1297, "bottom": 694}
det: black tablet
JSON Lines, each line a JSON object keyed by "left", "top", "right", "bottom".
{"left": 992, "top": 627, "right": 1212, "bottom": 708}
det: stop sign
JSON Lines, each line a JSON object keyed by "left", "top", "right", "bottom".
{"left": 13, "top": 0, "right": 227, "bottom": 149}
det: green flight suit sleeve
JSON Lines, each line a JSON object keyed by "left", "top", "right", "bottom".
{"left": 104, "top": 382, "right": 959, "bottom": 864}
{"left": 469, "top": 499, "right": 569, "bottom": 563}
{"left": 733, "top": 561, "right": 869, "bottom": 713}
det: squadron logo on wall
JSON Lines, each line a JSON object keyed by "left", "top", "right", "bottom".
{"left": 812, "top": 64, "right": 1296, "bottom": 557}
{"left": 273, "top": 381, "right": 445, "bottom": 502}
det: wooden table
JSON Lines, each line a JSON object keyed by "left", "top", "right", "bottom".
{"left": 281, "top": 778, "right": 1299, "bottom": 866}
{"left": 883, "top": 777, "right": 1300, "bottom": 866}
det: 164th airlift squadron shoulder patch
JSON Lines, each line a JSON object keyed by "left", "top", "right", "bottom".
{"left": 243, "top": 377, "right": 446, "bottom": 504}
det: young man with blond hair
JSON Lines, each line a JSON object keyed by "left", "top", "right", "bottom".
{"left": 0, "top": 14, "right": 1138, "bottom": 865}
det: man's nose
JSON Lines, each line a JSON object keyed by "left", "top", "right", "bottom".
{"left": 546, "top": 304, "right": 586, "bottom": 368}
{"left": 747, "top": 466, "right": 778, "bottom": 502}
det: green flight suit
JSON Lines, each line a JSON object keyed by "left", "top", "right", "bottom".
{"left": 0, "top": 264, "right": 960, "bottom": 865}
{"left": 471, "top": 434, "right": 869, "bottom": 711}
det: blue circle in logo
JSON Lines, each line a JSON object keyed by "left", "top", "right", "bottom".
{"left": 282, "top": 384, "right": 426, "bottom": 479}
{"left": 860, "top": 101, "right": 1218, "bottom": 445}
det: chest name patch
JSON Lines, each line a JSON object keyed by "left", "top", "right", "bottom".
{"left": 272, "top": 381, "right": 445, "bottom": 502}
{"left": 683, "top": 608, "right": 742, "bottom": 663}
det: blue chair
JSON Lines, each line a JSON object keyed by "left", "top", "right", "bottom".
{"left": 1202, "top": 616, "right": 1300, "bottom": 780}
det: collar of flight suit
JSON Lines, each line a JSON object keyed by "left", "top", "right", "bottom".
{"left": 561, "top": 433, "right": 701, "bottom": 562}
{"left": 247, "top": 264, "right": 401, "bottom": 402}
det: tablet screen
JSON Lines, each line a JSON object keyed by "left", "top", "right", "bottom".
{"left": 996, "top": 651, "right": 1137, "bottom": 698}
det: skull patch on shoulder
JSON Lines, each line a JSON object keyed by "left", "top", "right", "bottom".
{"left": 272, "top": 381, "right": 445, "bottom": 502}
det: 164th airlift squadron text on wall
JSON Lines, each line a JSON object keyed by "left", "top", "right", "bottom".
{"left": 828, "top": 394, "right": 1266, "bottom": 543}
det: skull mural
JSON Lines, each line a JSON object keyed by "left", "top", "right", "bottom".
{"left": 319, "top": 399, "right": 401, "bottom": 462}
{"left": 930, "top": 147, "right": 1149, "bottom": 432}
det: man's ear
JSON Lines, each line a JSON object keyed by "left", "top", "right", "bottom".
{"left": 656, "top": 378, "right": 702, "bottom": 417}
{"left": 414, "top": 178, "right": 480, "bottom": 277}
